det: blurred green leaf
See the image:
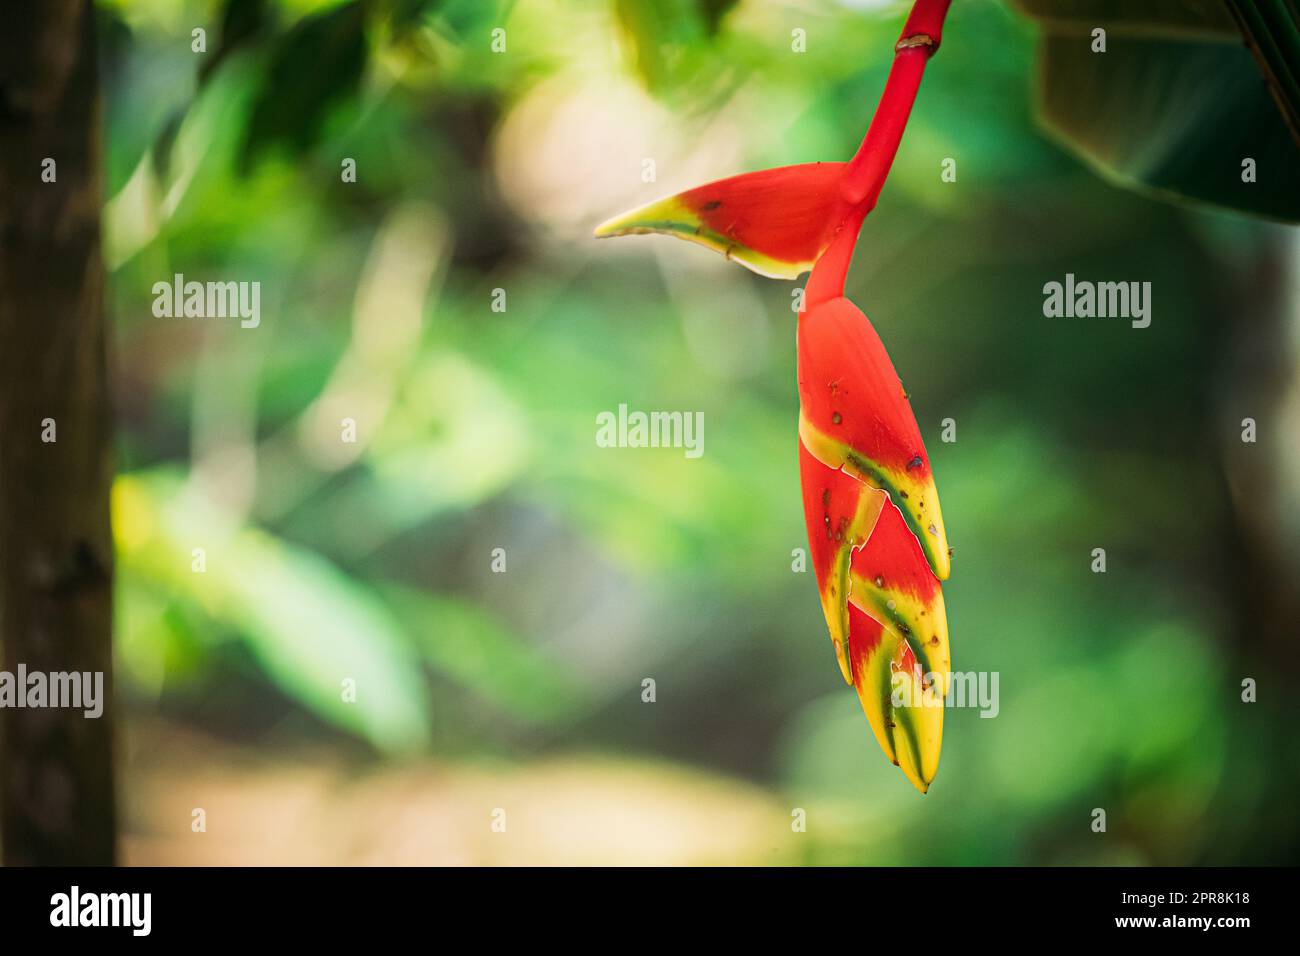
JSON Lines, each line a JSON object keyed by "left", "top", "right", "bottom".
{"left": 613, "top": 0, "right": 708, "bottom": 92}
{"left": 240, "top": 0, "right": 368, "bottom": 172}
{"left": 201, "top": 0, "right": 269, "bottom": 85}
{"left": 1226, "top": 0, "right": 1300, "bottom": 141}
{"left": 1013, "top": 0, "right": 1238, "bottom": 36}
{"left": 382, "top": 584, "right": 588, "bottom": 724}
{"left": 115, "top": 472, "right": 432, "bottom": 753}
{"left": 1016, "top": 0, "right": 1300, "bottom": 220}
{"left": 426, "top": 0, "right": 510, "bottom": 40}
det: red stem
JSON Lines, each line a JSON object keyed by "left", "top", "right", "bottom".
{"left": 845, "top": 0, "right": 952, "bottom": 208}
{"left": 804, "top": 0, "right": 951, "bottom": 309}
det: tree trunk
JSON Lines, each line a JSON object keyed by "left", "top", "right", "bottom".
{"left": 0, "top": 0, "right": 116, "bottom": 865}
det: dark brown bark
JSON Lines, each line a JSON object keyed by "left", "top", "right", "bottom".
{"left": 0, "top": 0, "right": 116, "bottom": 865}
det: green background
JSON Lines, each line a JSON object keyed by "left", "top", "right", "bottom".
{"left": 100, "top": 0, "right": 1300, "bottom": 864}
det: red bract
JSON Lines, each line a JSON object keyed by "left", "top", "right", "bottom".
{"left": 597, "top": 0, "right": 954, "bottom": 792}
{"left": 800, "top": 435, "right": 949, "bottom": 793}
{"left": 798, "top": 295, "right": 950, "bottom": 580}
{"left": 798, "top": 438, "right": 886, "bottom": 684}
{"left": 596, "top": 163, "right": 850, "bottom": 280}
{"left": 851, "top": 493, "right": 950, "bottom": 694}
{"left": 847, "top": 603, "right": 943, "bottom": 793}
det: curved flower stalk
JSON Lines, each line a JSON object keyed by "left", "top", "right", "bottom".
{"left": 596, "top": 0, "right": 953, "bottom": 792}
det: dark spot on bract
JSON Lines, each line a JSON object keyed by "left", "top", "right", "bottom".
{"left": 831, "top": 412, "right": 842, "bottom": 425}
{"left": 907, "top": 455, "right": 923, "bottom": 470}
{"left": 701, "top": 199, "right": 722, "bottom": 212}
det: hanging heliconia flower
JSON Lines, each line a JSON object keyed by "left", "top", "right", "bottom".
{"left": 596, "top": 0, "right": 953, "bottom": 792}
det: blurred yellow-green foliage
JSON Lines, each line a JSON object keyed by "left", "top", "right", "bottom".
{"left": 101, "top": 0, "right": 1300, "bottom": 864}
